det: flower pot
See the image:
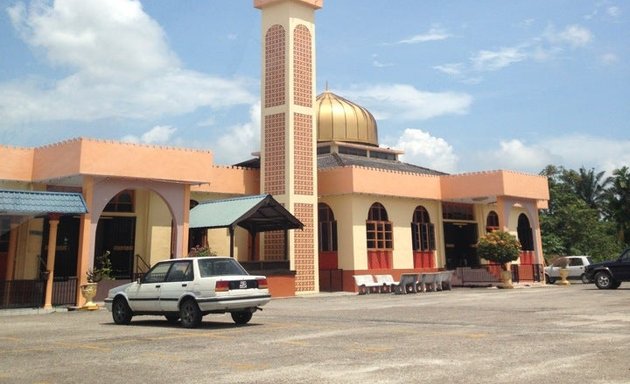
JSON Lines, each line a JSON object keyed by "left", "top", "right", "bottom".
{"left": 500, "top": 270, "right": 514, "bottom": 289}
{"left": 79, "top": 283, "right": 99, "bottom": 310}
{"left": 556, "top": 268, "right": 571, "bottom": 286}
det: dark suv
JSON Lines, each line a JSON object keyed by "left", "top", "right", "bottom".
{"left": 584, "top": 248, "right": 630, "bottom": 289}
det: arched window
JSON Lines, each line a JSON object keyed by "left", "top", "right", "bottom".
{"left": 104, "top": 190, "right": 134, "bottom": 213}
{"left": 366, "top": 203, "right": 393, "bottom": 250}
{"left": 486, "top": 211, "right": 499, "bottom": 232}
{"left": 318, "top": 203, "right": 337, "bottom": 252}
{"left": 411, "top": 206, "right": 435, "bottom": 251}
{"left": 517, "top": 214, "right": 534, "bottom": 251}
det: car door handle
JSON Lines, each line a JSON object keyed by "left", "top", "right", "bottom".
{"left": 181, "top": 283, "right": 187, "bottom": 287}
{"left": 155, "top": 285, "right": 161, "bottom": 288}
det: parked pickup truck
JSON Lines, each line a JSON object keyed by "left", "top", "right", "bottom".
{"left": 584, "top": 248, "right": 630, "bottom": 289}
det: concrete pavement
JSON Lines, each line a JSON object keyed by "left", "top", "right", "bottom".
{"left": 0, "top": 284, "right": 629, "bottom": 384}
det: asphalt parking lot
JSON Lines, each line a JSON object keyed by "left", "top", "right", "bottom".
{"left": 0, "top": 283, "right": 629, "bottom": 384}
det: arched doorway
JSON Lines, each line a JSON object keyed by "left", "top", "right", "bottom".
{"left": 86, "top": 179, "right": 189, "bottom": 305}
{"left": 517, "top": 213, "right": 535, "bottom": 265}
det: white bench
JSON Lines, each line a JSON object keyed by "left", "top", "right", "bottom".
{"left": 419, "top": 272, "right": 440, "bottom": 292}
{"left": 440, "top": 270, "right": 454, "bottom": 290}
{"left": 353, "top": 275, "right": 381, "bottom": 295}
{"left": 374, "top": 274, "right": 399, "bottom": 293}
{"left": 395, "top": 273, "right": 419, "bottom": 294}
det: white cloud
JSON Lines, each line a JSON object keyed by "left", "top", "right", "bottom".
{"left": 339, "top": 84, "right": 472, "bottom": 121}
{"left": 470, "top": 135, "right": 630, "bottom": 174}
{"left": 395, "top": 129, "right": 458, "bottom": 173}
{"left": 212, "top": 102, "right": 261, "bottom": 165}
{"left": 546, "top": 24, "right": 593, "bottom": 48}
{"left": 371, "top": 54, "right": 393, "bottom": 68}
{"left": 607, "top": 6, "right": 621, "bottom": 18}
{"left": 397, "top": 27, "right": 450, "bottom": 44}
{"left": 471, "top": 47, "right": 528, "bottom": 71}
{"left": 600, "top": 53, "right": 618, "bottom": 65}
{"left": 543, "top": 135, "right": 630, "bottom": 174}
{"left": 433, "top": 63, "right": 464, "bottom": 76}
{"left": 1, "top": 0, "right": 255, "bottom": 125}
{"left": 476, "top": 139, "right": 556, "bottom": 171}
{"left": 122, "top": 125, "right": 176, "bottom": 144}
{"left": 436, "top": 23, "right": 594, "bottom": 81}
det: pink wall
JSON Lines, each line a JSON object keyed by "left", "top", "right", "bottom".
{"left": 441, "top": 170, "right": 549, "bottom": 201}
{"left": 0, "top": 146, "right": 34, "bottom": 181}
{"left": 193, "top": 166, "right": 260, "bottom": 195}
{"left": 318, "top": 166, "right": 442, "bottom": 199}
{"left": 3, "top": 138, "right": 216, "bottom": 185}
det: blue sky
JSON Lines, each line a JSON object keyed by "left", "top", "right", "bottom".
{"left": 0, "top": 0, "right": 628, "bottom": 174}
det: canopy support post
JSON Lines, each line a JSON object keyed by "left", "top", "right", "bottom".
{"left": 284, "top": 229, "right": 289, "bottom": 261}
{"left": 229, "top": 226, "right": 235, "bottom": 258}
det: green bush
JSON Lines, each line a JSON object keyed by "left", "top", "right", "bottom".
{"left": 477, "top": 231, "right": 521, "bottom": 267}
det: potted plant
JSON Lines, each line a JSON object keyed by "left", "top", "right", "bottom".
{"left": 80, "top": 251, "right": 113, "bottom": 310}
{"left": 477, "top": 230, "right": 521, "bottom": 289}
{"left": 188, "top": 245, "right": 217, "bottom": 257}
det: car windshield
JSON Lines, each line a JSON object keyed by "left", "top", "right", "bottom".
{"left": 198, "top": 258, "right": 248, "bottom": 277}
{"left": 586, "top": 257, "right": 594, "bottom": 264}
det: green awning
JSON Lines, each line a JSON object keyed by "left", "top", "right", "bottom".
{"left": 0, "top": 189, "right": 88, "bottom": 216}
{"left": 189, "top": 194, "right": 303, "bottom": 233}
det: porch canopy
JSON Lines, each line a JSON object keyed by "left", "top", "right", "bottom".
{"left": 0, "top": 189, "right": 88, "bottom": 216}
{"left": 189, "top": 194, "right": 303, "bottom": 258}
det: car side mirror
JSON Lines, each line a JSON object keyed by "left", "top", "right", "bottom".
{"left": 137, "top": 277, "right": 143, "bottom": 284}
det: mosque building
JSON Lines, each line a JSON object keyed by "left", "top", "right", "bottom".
{"left": 0, "top": 0, "right": 548, "bottom": 308}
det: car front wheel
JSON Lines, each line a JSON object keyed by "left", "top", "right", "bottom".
{"left": 179, "top": 299, "right": 202, "bottom": 328}
{"left": 594, "top": 271, "right": 614, "bottom": 289}
{"left": 112, "top": 297, "right": 133, "bottom": 325}
{"left": 581, "top": 274, "right": 590, "bottom": 284}
{"left": 231, "top": 311, "right": 253, "bottom": 325}
{"left": 545, "top": 274, "right": 555, "bottom": 284}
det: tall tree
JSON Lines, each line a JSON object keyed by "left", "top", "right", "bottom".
{"left": 562, "top": 167, "right": 611, "bottom": 212}
{"left": 539, "top": 165, "right": 621, "bottom": 261}
{"left": 607, "top": 166, "right": 630, "bottom": 245}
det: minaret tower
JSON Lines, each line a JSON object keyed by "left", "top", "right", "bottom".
{"left": 255, "top": 0, "right": 321, "bottom": 293}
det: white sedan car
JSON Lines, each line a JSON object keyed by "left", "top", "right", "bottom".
{"left": 104, "top": 256, "right": 271, "bottom": 328}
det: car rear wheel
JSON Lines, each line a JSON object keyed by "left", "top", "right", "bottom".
{"left": 112, "top": 297, "right": 133, "bottom": 325}
{"left": 594, "top": 271, "right": 614, "bottom": 289}
{"left": 179, "top": 299, "right": 202, "bottom": 328}
{"left": 581, "top": 274, "right": 590, "bottom": 284}
{"left": 231, "top": 311, "right": 253, "bottom": 325}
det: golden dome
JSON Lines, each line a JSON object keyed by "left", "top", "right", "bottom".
{"left": 316, "top": 91, "right": 379, "bottom": 146}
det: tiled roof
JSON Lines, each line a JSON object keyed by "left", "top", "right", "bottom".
{"left": 317, "top": 153, "right": 447, "bottom": 176}
{"left": 189, "top": 194, "right": 303, "bottom": 233}
{"left": 0, "top": 189, "right": 88, "bottom": 215}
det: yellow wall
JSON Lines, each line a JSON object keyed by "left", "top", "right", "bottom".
{"left": 146, "top": 192, "right": 173, "bottom": 263}
{"left": 13, "top": 218, "right": 44, "bottom": 280}
{"left": 320, "top": 194, "right": 443, "bottom": 271}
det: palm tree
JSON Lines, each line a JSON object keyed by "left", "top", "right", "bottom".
{"left": 566, "top": 167, "right": 611, "bottom": 212}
